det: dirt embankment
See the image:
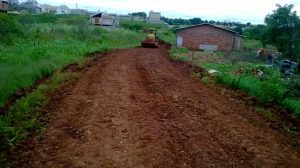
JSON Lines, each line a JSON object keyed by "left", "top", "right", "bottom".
{"left": 11, "top": 44, "right": 300, "bottom": 168}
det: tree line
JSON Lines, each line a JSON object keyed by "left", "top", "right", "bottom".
{"left": 244, "top": 4, "right": 300, "bottom": 61}
{"left": 162, "top": 4, "right": 300, "bottom": 62}
{"left": 162, "top": 17, "right": 249, "bottom": 35}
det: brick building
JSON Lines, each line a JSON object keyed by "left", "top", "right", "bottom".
{"left": 175, "top": 24, "right": 244, "bottom": 51}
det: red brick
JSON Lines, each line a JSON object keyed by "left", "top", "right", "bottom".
{"left": 176, "top": 25, "right": 243, "bottom": 51}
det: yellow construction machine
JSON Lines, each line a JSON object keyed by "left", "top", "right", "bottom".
{"left": 141, "top": 28, "right": 159, "bottom": 48}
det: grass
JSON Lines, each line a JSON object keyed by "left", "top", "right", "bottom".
{"left": 0, "top": 20, "right": 144, "bottom": 107}
{"left": 170, "top": 47, "right": 300, "bottom": 117}
{"left": 0, "top": 14, "right": 174, "bottom": 166}
{"left": 0, "top": 71, "right": 76, "bottom": 165}
{"left": 244, "top": 39, "right": 263, "bottom": 50}
{"left": 244, "top": 39, "right": 277, "bottom": 51}
{"left": 254, "top": 107, "right": 277, "bottom": 122}
{"left": 282, "top": 99, "right": 300, "bottom": 116}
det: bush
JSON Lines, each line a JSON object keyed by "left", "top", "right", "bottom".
{"left": 256, "top": 76, "right": 287, "bottom": 102}
{"left": 244, "top": 39, "right": 263, "bottom": 50}
{"left": 212, "top": 63, "right": 287, "bottom": 103}
{"left": 283, "top": 99, "right": 300, "bottom": 116}
{"left": 0, "top": 14, "right": 23, "bottom": 45}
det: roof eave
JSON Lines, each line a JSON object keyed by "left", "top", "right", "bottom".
{"left": 175, "top": 23, "right": 244, "bottom": 37}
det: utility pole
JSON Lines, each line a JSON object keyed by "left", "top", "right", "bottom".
{"left": 75, "top": 3, "right": 78, "bottom": 14}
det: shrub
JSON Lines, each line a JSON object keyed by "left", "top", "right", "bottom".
{"left": 243, "top": 39, "right": 263, "bottom": 50}
{"left": 256, "top": 76, "right": 287, "bottom": 102}
{"left": 213, "top": 63, "right": 286, "bottom": 103}
{"left": 170, "top": 47, "right": 189, "bottom": 55}
{"left": 283, "top": 99, "right": 300, "bottom": 116}
{"left": 0, "top": 14, "right": 23, "bottom": 45}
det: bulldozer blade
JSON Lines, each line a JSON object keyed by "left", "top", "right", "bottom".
{"left": 141, "top": 41, "right": 159, "bottom": 48}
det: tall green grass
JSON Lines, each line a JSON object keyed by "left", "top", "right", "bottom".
{"left": 0, "top": 15, "right": 144, "bottom": 107}
{"left": 0, "top": 71, "right": 76, "bottom": 165}
{"left": 170, "top": 47, "right": 300, "bottom": 116}
{"left": 0, "top": 14, "right": 146, "bottom": 166}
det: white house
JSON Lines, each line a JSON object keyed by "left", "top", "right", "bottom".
{"left": 39, "top": 4, "right": 57, "bottom": 14}
{"left": 148, "top": 11, "right": 163, "bottom": 24}
{"left": 91, "top": 12, "right": 119, "bottom": 27}
{"left": 39, "top": 4, "right": 70, "bottom": 14}
{"left": 57, "top": 5, "right": 70, "bottom": 14}
{"left": 19, "top": 0, "right": 41, "bottom": 14}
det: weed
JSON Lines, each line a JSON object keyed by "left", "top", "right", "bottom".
{"left": 175, "top": 48, "right": 300, "bottom": 116}
{"left": 282, "top": 99, "right": 300, "bottom": 117}
{"left": 0, "top": 18, "right": 144, "bottom": 107}
{"left": 254, "top": 107, "right": 277, "bottom": 122}
{"left": 0, "top": 71, "right": 75, "bottom": 166}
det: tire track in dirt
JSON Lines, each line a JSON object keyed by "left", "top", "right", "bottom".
{"left": 11, "top": 44, "right": 300, "bottom": 168}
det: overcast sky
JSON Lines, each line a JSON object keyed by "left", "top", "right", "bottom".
{"left": 21, "top": 0, "right": 300, "bottom": 24}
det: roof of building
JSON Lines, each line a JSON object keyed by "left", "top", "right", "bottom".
{"left": 91, "top": 12, "right": 117, "bottom": 18}
{"left": 39, "top": 4, "right": 57, "bottom": 9}
{"left": 175, "top": 23, "right": 244, "bottom": 37}
{"left": 149, "top": 11, "right": 161, "bottom": 14}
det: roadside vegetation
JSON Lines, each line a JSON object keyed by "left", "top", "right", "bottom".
{"left": 170, "top": 47, "right": 300, "bottom": 117}
{"left": 0, "top": 14, "right": 144, "bottom": 108}
{"left": 170, "top": 4, "right": 300, "bottom": 117}
{"left": 0, "top": 13, "right": 175, "bottom": 166}
{"left": 0, "top": 13, "right": 161, "bottom": 166}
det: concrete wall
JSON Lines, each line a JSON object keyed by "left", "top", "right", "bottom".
{"left": 177, "top": 25, "right": 243, "bottom": 51}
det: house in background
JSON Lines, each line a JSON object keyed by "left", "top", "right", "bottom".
{"left": 19, "top": 0, "right": 40, "bottom": 14}
{"left": 0, "top": 0, "right": 9, "bottom": 12}
{"left": 40, "top": 4, "right": 70, "bottom": 14}
{"left": 175, "top": 23, "right": 244, "bottom": 51}
{"left": 57, "top": 5, "right": 70, "bottom": 14}
{"left": 148, "top": 11, "right": 163, "bottom": 24}
{"left": 90, "top": 12, "right": 119, "bottom": 27}
{"left": 40, "top": 4, "right": 57, "bottom": 14}
{"left": 8, "top": 0, "right": 18, "bottom": 10}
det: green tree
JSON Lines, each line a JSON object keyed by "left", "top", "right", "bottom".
{"left": 189, "top": 18, "right": 202, "bottom": 25}
{"left": 130, "top": 12, "right": 147, "bottom": 19}
{"left": 264, "top": 4, "right": 300, "bottom": 59}
{"left": 243, "top": 25, "right": 267, "bottom": 41}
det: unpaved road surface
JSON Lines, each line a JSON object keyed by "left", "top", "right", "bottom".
{"left": 12, "top": 45, "right": 300, "bottom": 167}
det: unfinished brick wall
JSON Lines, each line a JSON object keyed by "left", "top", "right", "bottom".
{"left": 177, "top": 25, "right": 240, "bottom": 51}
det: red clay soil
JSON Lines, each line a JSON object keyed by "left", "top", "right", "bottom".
{"left": 10, "top": 44, "right": 300, "bottom": 168}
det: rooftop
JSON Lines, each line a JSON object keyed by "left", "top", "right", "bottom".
{"left": 175, "top": 23, "right": 244, "bottom": 37}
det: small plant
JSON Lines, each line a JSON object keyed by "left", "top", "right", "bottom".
{"left": 0, "top": 71, "right": 75, "bottom": 166}
{"left": 254, "top": 107, "right": 277, "bottom": 122}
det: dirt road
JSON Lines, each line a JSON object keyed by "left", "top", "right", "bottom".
{"left": 11, "top": 45, "right": 300, "bottom": 167}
